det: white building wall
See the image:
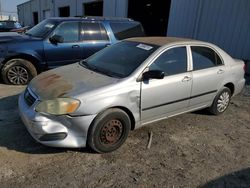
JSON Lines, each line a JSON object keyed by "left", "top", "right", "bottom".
{"left": 18, "top": 2, "right": 32, "bottom": 26}
{"left": 40, "top": 0, "right": 52, "bottom": 19}
{"left": 30, "top": 0, "right": 40, "bottom": 23}
{"left": 18, "top": 0, "right": 129, "bottom": 26}
{"left": 54, "top": 0, "right": 76, "bottom": 17}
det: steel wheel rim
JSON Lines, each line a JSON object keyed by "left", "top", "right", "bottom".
{"left": 217, "top": 91, "right": 230, "bottom": 112}
{"left": 100, "top": 119, "right": 123, "bottom": 145}
{"left": 7, "top": 65, "right": 29, "bottom": 85}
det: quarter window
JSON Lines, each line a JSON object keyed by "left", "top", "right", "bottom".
{"left": 149, "top": 47, "right": 187, "bottom": 76}
{"left": 82, "top": 22, "right": 109, "bottom": 41}
{"left": 53, "top": 22, "right": 79, "bottom": 42}
{"left": 110, "top": 22, "right": 145, "bottom": 40}
{"left": 191, "top": 46, "right": 223, "bottom": 70}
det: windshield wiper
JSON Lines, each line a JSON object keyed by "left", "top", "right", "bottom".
{"left": 80, "top": 60, "right": 92, "bottom": 69}
{"left": 80, "top": 60, "right": 121, "bottom": 78}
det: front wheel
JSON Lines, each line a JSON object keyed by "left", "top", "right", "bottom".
{"left": 1, "top": 58, "right": 37, "bottom": 85}
{"left": 87, "top": 109, "right": 131, "bottom": 153}
{"left": 209, "top": 87, "right": 231, "bottom": 115}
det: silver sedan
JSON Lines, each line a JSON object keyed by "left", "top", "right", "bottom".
{"left": 18, "top": 37, "right": 246, "bottom": 153}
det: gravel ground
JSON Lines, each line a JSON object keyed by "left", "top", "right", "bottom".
{"left": 0, "top": 76, "right": 249, "bottom": 188}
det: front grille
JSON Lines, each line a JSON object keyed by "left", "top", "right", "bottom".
{"left": 24, "top": 88, "right": 36, "bottom": 106}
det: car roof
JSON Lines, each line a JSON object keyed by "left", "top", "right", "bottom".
{"left": 48, "top": 16, "right": 134, "bottom": 22}
{"left": 125, "top": 37, "right": 200, "bottom": 46}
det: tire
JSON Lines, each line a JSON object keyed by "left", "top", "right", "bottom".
{"left": 87, "top": 108, "right": 131, "bottom": 153}
{"left": 1, "top": 58, "right": 37, "bottom": 85}
{"left": 209, "top": 87, "right": 231, "bottom": 115}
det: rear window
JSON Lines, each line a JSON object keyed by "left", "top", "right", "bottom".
{"left": 110, "top": 22, "right": 145, "bottom": 40}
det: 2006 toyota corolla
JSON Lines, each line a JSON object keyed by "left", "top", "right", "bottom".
{"left": 19, "top": 37, "right": 245, "bottom": 153}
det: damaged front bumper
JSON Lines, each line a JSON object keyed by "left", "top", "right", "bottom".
{"left": 18, "top": 90, "right": 96, "bottom": 148}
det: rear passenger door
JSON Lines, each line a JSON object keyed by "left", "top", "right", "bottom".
{"left": 189, "top": 46, "right": 225, "bottom": 109}
{"left": 81, "top": 22, "right": 111, "bottom": 59}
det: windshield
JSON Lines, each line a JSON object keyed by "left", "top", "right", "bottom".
{"left": 81, "top": 41, "right": 159, "bottom": 78}
{"left": 26, "top": 19, "right": 57, "bottom": 38}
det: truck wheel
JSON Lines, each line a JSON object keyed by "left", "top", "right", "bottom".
{"left": 209, "top": 87, "right": 231, "bottom": 115}
{"left": 87, "top": 108, "right": 131, "bottom": 153}
{"left": 1, "top": 58, "right": 37, "bottom": 85}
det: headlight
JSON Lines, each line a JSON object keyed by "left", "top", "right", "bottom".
{"left": 35, "top": 98, "right": 80, "bottom": 115}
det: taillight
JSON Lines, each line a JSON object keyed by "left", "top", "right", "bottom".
{"left": 243, "top": 63, "right": 247, "bottom": 72}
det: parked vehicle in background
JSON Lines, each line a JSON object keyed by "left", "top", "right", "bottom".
{"left": 0, "top": 20, "right": 22, "bottom": 32}
{"left": 18, "top": 37, "right": 245, "bottom": 153}
{"left": 10, "top": 26, "right": 31, "bottom": 34}
{"left": 0, "top": 17, "right": 145, "bottom": 85}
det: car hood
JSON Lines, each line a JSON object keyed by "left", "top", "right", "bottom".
{"left": 0, "top": 32, "right": 37, "bottom": 42}
{"left": 29, "top": 63, "right": 119, "bottom": 100}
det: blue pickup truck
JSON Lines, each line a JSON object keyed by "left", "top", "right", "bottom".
{"left": 0, "top": 17, "right": 144, "bottom": 85}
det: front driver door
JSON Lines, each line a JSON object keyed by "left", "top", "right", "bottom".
{"left": 141, "top": 46, "right": 192, "bottom": 124}
{"left": 44, "top": 21, "right": 82, "bottom": 68}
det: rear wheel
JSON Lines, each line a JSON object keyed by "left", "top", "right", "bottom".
{"left": 87, "top": 109, "right": 131, "bottom": 153}
{"left": 209, "top": 87, "right": 231, "bottom": 115}
{"left": 1, "top": 58, "right": 37, "bottom": 85}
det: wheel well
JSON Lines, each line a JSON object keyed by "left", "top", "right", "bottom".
{"left": 224, "top": 83, "right": 235, "bottom": 95}
{"left": 3, "top": 55, "right": 42, "bottom": 73}
{"left": 108, "top": 106, "right": 136, "bottom": 131}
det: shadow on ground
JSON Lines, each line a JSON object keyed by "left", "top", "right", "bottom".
{"left": 200, "top": 168, "right": 250, "bottom": 188}
{"left": 245, "top": 75, "right": 250, "bottom": 85}
{"left": 0, "top": 94, "right": 92, "bottom": 154}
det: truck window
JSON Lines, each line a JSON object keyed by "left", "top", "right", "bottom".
{"left": 53, "top": 21, "right": 80, "bottom": 42}
{"left": 110, "top": 22, "right": 145, "bottom": 40}
{"left": 82, "top": 22, "right": 109, "bottom": 41}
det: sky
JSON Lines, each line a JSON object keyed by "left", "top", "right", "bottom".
{"left": 0, "top": 0, "right": 28, "bottom": 13}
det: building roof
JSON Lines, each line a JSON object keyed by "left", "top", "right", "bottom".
{"left": 126, "top": 37, "right": 197, "bottom": 46}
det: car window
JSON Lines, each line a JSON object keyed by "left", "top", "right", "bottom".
{"left": 191, "top": 46, "right": 223, "bottom": 70}
{"left": 110, "top": 22, "right": 145, "bottom": 40}
{"left": 149, "top": 47, "right": 187, "bottom": 76}
{"left": 53, "top": 22, "right": 79, "bottom": 43}
{"left": 82, "top": 22, "right": 109, "bottom": 41}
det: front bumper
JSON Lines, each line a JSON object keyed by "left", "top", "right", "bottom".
{"left": 18, "top": 91, "right": 96, "bottom": 148}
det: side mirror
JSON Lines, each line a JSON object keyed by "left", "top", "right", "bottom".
{"left": 142, "top": 70, "right": 165, "bottom": 80}
{"left": 49, "top": 35, "right": 64, "bottom": 44}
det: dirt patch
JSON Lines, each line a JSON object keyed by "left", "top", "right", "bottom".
{"left": 0, "top": 83, "right": 249, "bottom": 188}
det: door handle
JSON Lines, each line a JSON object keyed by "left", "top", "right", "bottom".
{"left": 217, "top": 69, "right": 225, "bottom": 74}
{"left": 72, "top": 45, "right": 80, "bottom": 48}
{"left": 182, "top": 76, "right": 192, "bottom": 82}
{"left": 105, "top": 44, "right": 111, "bottom": 47}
